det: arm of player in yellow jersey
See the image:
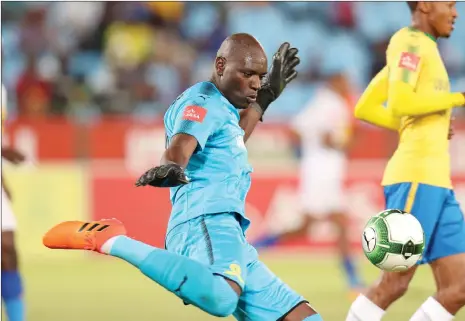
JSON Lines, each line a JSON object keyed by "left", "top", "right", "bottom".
{"left": 387, "top": 42, "right": 465, "bottom": 117}
{"left": 388, "top": 83, "right": 464, "bottom": 117}
{"left": 354, "top": 66, "right": 401, "bottom": 131}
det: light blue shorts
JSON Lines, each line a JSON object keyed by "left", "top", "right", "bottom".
{"left": 165, "top": 212, "right": 308, "bottom": 321}
{"left": 384, "top": 183, "right": 465, "bottom": 264}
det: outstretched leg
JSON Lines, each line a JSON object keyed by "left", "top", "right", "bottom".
{"left": 43, "top": 219, "right": 239, "bottom": 317}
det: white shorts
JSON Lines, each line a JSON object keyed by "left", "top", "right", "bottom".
{"left": 2, "top": 187, "right": 17, "bottom": 231}
{"left": 299, "top": 171, "right": 346, "bottom": 216}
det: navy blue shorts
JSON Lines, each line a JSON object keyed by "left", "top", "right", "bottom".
{"left": 384, "top": 183, "right": 465, "bottom": 264}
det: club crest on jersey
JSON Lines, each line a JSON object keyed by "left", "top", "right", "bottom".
{"left": 398, "top": 52, "right": 420, "bottom": 72}
{"left": 224, "top": 263, "right": 244, "bottom": 285}
{"left": 183, "top": 105, "right": 207, "bottom": 123}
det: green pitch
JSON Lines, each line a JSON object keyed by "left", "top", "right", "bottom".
{"left": 19, "top": 252, "right": 465, "bottom": 321}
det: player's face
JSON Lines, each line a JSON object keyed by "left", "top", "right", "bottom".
{"left": 220, "top": 49, "right": 268, "bottom": 109}
{"left": 428, "top": 1, "right": 458, "bottom": 38}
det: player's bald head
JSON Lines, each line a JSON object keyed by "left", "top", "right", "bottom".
{"left": 212, "top": 33, "right": 268, "bottom": 110}
{"left": 216, "top": 33, "right": 266, "bottom": 64}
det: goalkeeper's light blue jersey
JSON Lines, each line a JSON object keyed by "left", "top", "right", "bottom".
{"left": 164, "top": 81, "right": 253, "bottom": 233}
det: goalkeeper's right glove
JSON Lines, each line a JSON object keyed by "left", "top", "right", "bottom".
{"left": 135, "top": 163, "right": 189, "bottom": 188}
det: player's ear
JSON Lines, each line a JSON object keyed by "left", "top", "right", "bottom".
{"left": 215, "top": 57, "right": 226, "bottom": 77}
{"left": 418, "top": 1, "right": 430, "bottom": 14}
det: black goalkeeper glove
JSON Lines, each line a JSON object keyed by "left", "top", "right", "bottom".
{"left": 256, "top": 42, "right": 300, "bottom": 120}
{"left": 135, "top": 163, "right": 189, "bottom": 188}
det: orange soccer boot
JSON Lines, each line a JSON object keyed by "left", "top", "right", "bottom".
{"left": 43, "top": 218, "right": 127, "bottom": 253}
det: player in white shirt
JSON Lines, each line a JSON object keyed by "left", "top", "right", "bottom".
{"left": 254, "top": 63, "right": 364, "bottom": 297}
{"left": 2, "top": 83, "right": 26, "bottom": 321}
{"left": 292, "top": 81, "right": 350, "bottom": 220}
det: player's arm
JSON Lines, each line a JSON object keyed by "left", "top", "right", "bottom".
{"left": 136, "top": 101, "right": 219, "bottom": 188}
{"left": 354, "top": 67, "right": 401, "bottom": 131}
{"left": 387, "top": 42, "right": 465, "bottom": 117}
{"left": 161, "top": 134, "right": 197, "bottom": 169}
{"left": 135, "top": 133, "right": 197, "bottom": 188}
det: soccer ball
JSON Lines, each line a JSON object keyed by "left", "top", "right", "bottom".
{"left": 362, "top": 209, "right": 425, "bottom": 272}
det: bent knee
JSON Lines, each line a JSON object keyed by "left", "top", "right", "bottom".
{"left": 209, "top": 298, "right": 238, "bottom": 317}
{"left": 454, "top": 280, "right": 465, "bottom": 302}
{"left": 439, "top": 281, "right": 465, "bottom": 307}
{"left": 388, "top": 280, "right": 410, "bottom": 298}
{"left": 368, "top": 270, "right": 414, "bottom": 308}
{"left": 206, "top": 290, "right": 238, "bottom": 317}
{"left": 197, "top": 276, "right": 239, "bottom": 317}
{"left": 457, "top": 282, "right": 465, "bottom": 304}
{"left": 380, "top": 271, "right": 412, "bottom": 298}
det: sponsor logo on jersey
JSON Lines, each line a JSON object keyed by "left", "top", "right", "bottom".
{"left": 182, "top": 105, "right": 207, "bottom": 123}
{"left": 398, "top": 52, "right": 420, "bottom": 72}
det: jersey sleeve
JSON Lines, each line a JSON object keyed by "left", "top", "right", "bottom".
{"left": 386, "top": 33, "right": 464, "bottom": 117}
{"left": 387, "top": 37, "right": 423, "bottom": 89}
{"left": 171, "top": 97, "right": 222, "bottom": 151}
{"left": 354, "top": 66, "right": 400, "bottom": 131}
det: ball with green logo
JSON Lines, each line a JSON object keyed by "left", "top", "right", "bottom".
{"left": 362, "top": 209, "right": 425, "bottom": 272}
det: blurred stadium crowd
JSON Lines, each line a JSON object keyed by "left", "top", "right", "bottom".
{"left": 2, "top": 1, "right": 465, "bottom": 122}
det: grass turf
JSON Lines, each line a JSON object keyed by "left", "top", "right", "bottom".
{"left": 16, "top": 252, "right": 465, "bottom": 321}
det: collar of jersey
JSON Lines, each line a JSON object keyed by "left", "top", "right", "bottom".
{"left": 408, "top": 26, "right": 437, "bottom": 43}
{"left": 205, "top": 81, "right": 241, "bottom": 115}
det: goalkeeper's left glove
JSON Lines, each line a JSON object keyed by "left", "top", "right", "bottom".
{"left": 256, "top": 42, "right": 300, "bottom": 120}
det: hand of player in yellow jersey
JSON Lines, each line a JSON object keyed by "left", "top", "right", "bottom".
{"left": 1, "top": 146, "right": 25, "bottom": 165}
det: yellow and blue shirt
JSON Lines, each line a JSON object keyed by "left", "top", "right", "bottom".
{"left": 354, "top": 27, "right": 465, "bottom": 189}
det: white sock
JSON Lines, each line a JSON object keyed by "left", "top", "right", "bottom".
{"left": 410, "top": 297, "right": 454, "bottom": 321}
{"left": 100, "top": 236, "right": 122, "bottom": 254}
{"left": 346, "top": 294, "right": 385, "bottom": 321}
